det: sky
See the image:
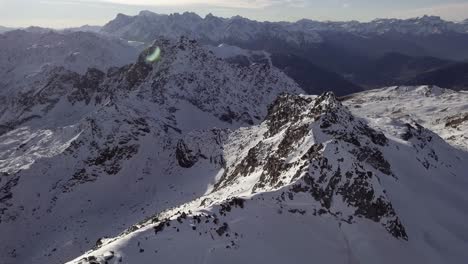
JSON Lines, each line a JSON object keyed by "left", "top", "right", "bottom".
{"left": 0, "top": 0, "right": 468, "bottom": 28}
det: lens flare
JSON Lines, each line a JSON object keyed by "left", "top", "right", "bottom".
{"left": 145, "top": 47, "right": 161, "bottom": 63}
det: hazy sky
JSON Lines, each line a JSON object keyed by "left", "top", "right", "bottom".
{"left": 1, "top": 0, "right": 468, "bottom": 28}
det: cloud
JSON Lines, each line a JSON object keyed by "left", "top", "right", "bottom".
{"left": 392, "top": 2, "right": 468, "bottom": 21}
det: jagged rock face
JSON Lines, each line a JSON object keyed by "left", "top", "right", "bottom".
{"left": 176, "top": 140, "right": 200, "bottom": 168}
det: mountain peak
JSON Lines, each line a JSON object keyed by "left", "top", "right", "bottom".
{"left": 116, "top": 12, "right": 131, "bottom": 19}
{"left": 138, "top": 10, "right": 157, "bottom": 16}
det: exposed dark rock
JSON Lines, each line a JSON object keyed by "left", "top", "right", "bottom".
{"left": 265, "top": 94, "right": 314, "bottom": 136}
{"left": 175, "top": 140, "right": 199, "bottom": 168}
{"left": 352, "top": 146, "right": 392, "bottom": 176}
{"left": 89, "top": 144, "right": 139, "bottom": 175}
{"left": 288, "top": 209, "right": 306, "bottom": 215}
{"left": 277, "top": 124, "right": 310, "bottom": 158}
{"left": 153, "top": 221, "right": 167, "bottom": 235}
{"left": 214, "top": 142, "right": 265, "bottom": 190}
{"left": 69, "top": 68, "right": 105, "bottom": 104}
{"left": 216, "top": 223, "right": 229, "bottom": 236}
{"left": 125, "top": 52, "right": 153, "bottom": 89}
{"left": 445, "top": 113, "right": 468, "bottom": 128}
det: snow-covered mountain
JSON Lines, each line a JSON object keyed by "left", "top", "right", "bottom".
{"left": 1, "top": 17, "right": 467, "bottom": 264}
{"left": 101, "top": 11, "right": 323, "bottom": 45}
{"left": 0, "top": 37, "right": 301, "bottom": 264}
{"left": 102, "top": 12, "right": 468, "bottom": 43}
{"left": 67, "top": 87, "right": 468, "bottom": 264}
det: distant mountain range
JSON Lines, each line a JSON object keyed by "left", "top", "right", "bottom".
{"left": 101, "top": 12, "right": 468, "bottom": 61}
{"left": 0, "top": 25, "right": 102, "bottom": 34}
{"left": 3, "top": 13, "right": 468, "bottom": 92}
{"left": 100, "top": 11, "right": 468, "bottom": 92}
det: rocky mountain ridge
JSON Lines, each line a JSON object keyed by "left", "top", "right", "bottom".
{"left": 67, "top": 88, "right": 468, "bottom": 264}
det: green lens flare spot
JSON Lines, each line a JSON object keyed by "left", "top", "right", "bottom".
{"left": 145, "top": 47, "right": 161, "bottom": 63}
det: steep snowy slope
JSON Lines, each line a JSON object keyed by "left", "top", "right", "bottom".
{"left": 0, "top": 37, "right": 301, "bottom": 264}
{"left": 342, "top": 85, "right": 468, "bottom": 150}
{"left": 67, "top": 91, "right": 468, "bottom": 264}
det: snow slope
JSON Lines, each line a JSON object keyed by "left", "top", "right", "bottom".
{"left": 67, "top": 91, "right": 468, "bottom": 264}
{"left": 342, "top": 85, "right": 468, "bottom": 150}
{"left": 0, "top": 37, "right": 301, "bottom": 264}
